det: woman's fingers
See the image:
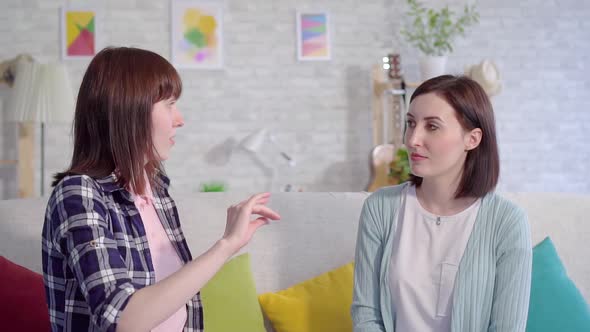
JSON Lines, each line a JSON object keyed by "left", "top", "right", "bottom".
{"left": 233, "top": 193, "right": 269, "bottom": 211}
{"left": 250, "top": 217, "right": 270, "bottom": 230}
{"left": 235, "top": 193, "right": 272, "bottom": 218}
{"left": 231, "top": 193, "right": 269, "bottom": 212}
{"left": 251, "top": 205, "right": 281, "bottom": 220}
{"left": 244, "top": 192, "right": 270, "bottom": 208}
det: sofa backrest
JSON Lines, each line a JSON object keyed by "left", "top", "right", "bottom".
{"left": 175, "top": 192, "right": 370, "bottom": 294}
{"left": 0, "top": 191, "right": 588, "bottom": 302}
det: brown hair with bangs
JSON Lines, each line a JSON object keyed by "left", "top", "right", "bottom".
{"left": 53, "top": 47, "right": 182, "bottom": 194}
{"left": 408, "top": 75, "right": 500, "bottom": 198}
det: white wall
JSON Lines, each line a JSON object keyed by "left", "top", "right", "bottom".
{"left": 0, "top": 0, "right": 588, "bottom": 199}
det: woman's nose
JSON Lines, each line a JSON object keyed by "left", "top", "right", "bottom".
{"left": 174, "top": 109, "right": 184, "bottom": 128}
{"left": 406, "top": 128, "right": 422, "bottom": 147}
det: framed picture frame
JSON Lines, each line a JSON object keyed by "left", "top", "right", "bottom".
{"left": 171, "top": 0, "right": 224, "bottom": 69}
{"left": 60, "top": 6, "right": 99, "bottom": 60}
{"left": 296, "top": 11, "right": 331, "bottom": 61}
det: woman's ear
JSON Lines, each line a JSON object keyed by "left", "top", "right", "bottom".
{"left": 465, "top": 128, "right": 483, "bottom": 151}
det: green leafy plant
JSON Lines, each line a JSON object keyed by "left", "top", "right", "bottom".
{"left": 389, "top": 148, "right": 411, "bottom": 184}
{"left": 401, "top": 0, "right": 479, "bottom": 56}
{"left": 200, "top": 181, "right": 226, "bottom": 192}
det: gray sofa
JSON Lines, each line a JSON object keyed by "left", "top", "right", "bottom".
{"left": 1, "top": 191, "right": 589, "bottom": 331}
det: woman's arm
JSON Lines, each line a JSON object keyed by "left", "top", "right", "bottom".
{"left": 117, "top": 192, "right": 279, "bottom": 332}
{"left": 351, "top": 196, "right": 387, "bottom": 332}
{"left": 48, "top": 176, "right": 143, "bottom": 332}
{"left": 488, "top": 206, "right": 532, "bottom": 332}
{"left": 48, "top": 176, "right": 279, "bottom": 332}
{"left": 117, "top": 238, "right": 231, "bottom": 331}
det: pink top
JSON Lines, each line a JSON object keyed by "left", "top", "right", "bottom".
{"left": 133, "top": 180, "right": 187, "bottom": 332}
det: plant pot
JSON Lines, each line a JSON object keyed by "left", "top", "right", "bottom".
{"left": 419, "top": 55, "right": 447, "bottom": 81}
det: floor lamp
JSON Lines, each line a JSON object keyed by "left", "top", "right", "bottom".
{"left": 7, "top": 60, "right": 74, "bottom": 196}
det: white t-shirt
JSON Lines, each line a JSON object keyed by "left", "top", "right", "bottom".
{"left": 389, "top": 185, "right": 481, "bottom": 332}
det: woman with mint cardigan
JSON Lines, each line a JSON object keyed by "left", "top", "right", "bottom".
{"left": 352, "top": 75, "right": 532, "bottom": 332}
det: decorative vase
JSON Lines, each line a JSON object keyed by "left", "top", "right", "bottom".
{"left": 419, "top": 55, "right": 447, "bottom": 81}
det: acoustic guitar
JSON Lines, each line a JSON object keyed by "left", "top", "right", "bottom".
{"left": 366, "top": 53, "right": 406, "bottom": 192}
{"left": 366, "top": 143, "right": 396, "bottom": 192}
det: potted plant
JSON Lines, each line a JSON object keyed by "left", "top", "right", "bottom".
{"left": 200, "top": 181, "right": 226, "bottom": 192}
{"left": 401, "top": 0, "right": 479, "bottom": 80}
{"left": 389, "top": 148, "right": 411, "bottom": 184}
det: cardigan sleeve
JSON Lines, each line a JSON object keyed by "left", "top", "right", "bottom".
{"left": 488, "top": 205, "right": 533, "bottom": 332}
{"left": 351, "top": 193, "right": 387, "bottom": 332}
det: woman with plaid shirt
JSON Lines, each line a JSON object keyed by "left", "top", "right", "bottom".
{"left": 42, "top": 47, "right": 280, "bottom": 332}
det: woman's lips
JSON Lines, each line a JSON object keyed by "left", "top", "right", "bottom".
{"left": 410, "top": 152, "right": 427, "bottom": 161}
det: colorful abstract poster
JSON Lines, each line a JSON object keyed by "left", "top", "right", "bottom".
{"left": 171, "top": 1, "right": 223, "bottom": 69}
{"left": 296, "top": 12, "right": 331, "bottom": 61}
{"left": 61, "top": 7, "right": 97, "bottom": 59}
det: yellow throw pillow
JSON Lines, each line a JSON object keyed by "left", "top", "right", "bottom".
{"left": 258, "top": 262, "right": 354, "bottom": 332}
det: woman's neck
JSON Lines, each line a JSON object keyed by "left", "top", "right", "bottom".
{"left": 417, "top": 176, "right": 477, "bottom": 216}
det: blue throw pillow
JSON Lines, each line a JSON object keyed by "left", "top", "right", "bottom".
{"left": 526, "top": 237, "right": 590, "bottom": 331}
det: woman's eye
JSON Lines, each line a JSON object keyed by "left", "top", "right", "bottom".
{"left": 406, "top": 120, "right": 415, "bottom": 128}
{"left": 428, "top": 124, "right": 439, "bottom": 131}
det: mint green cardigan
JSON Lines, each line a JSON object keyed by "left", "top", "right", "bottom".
{"left": 352, "top": 184, "right": 532, "bottom": 332}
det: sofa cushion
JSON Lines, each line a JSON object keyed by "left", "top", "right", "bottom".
{"left": 526, "top": 237, "right": 590, "bottom": 331}
{"left": 258, "top": 262, "right": 354, "bottom": 332}
{"left": 0, "top": 256, "right": 50, "bottom": 331}
{"left": 201, "top": 253, "right": 266, "bottom": 332}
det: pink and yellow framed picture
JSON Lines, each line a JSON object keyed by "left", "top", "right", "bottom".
{"left": 171, "top": 1, "right": 223, "bottom": 69}
{"left": 60, "top": 7, "right": 98, "bottom": 59}
{"left": 296, "top": 11, "right": 331, "bottom": 61}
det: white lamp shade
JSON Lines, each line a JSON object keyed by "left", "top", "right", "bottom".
{"left": 241, "top": 128, "right": 268, "bottom": 152}
{"left": 7, "top": 60, "right": 74, "bottom": 123}
{"left": 6, "top": 59, "right": 40, "bottom": 122}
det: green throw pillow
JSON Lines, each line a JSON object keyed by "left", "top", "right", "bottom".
{"left": 200, "top": 253, "right": 266, "bottom": 332}
{"left": 526, "top": 237, "right": 590, "bottom": 331}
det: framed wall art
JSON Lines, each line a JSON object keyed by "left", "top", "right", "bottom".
{"left": 171, "top": 1, "right": 223, "bottom": 69}
{"left": 61, "top": 6, "right": 98, "bottom": 59}
{"left": 296, "top": 11, "right": 331, "bottom": 61}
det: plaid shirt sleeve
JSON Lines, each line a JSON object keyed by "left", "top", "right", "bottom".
{"left": 46, "top": 175, "right": 137, "bottom": 332}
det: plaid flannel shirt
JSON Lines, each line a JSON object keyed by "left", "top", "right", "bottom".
{"left": 42, "top": 173, "right": 203, "bottom": 332}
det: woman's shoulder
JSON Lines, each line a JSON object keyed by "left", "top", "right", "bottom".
{"left": 362, "top": 183, "right": 408, "bottom": 215}
{"left": 52, "top": 174, "right": 104, "bottom": 194}
{"left": 483, "top": 192, "right": 527, "bottom": 221}
{"left": 48, "top": 174, "right": 110, "bottom": 210}
{"left": 481, "top": 192, "right": 530, "bottom": 240}
{"left": 367, "top": 183, "right": 408, "bottom": 203}
{"left": 45, "top": 174, "right": 113, "bottom": 233}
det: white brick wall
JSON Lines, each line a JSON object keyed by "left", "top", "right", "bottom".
{"left": 0, "top": 0, "right": 588, "bottom": 199}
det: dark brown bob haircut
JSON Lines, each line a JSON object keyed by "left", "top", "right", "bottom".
{"left": 53, "top": 47, "right": 182, "bottom": 195}
{"left": 408, "top": 75, "right": 499, "bottom": 198}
